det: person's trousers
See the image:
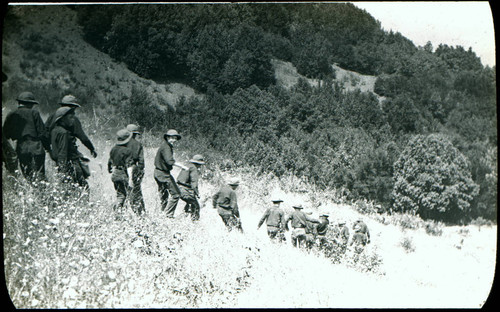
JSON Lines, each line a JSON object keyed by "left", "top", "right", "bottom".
{"left": 155, "top": 175, "right": 180, "bottom": 217}
{"left": 179, "top": 185, "right": 200, "bottom": 220}
{"left": 113, "top": 180, "right": 129, "bottom": 211}
{"left": 219, "top": 213, "right": 242, "bottom": 232}
{"left": 130, "top": 171, "right": 145, "bottom": 215}
{"left": 18, "top": 153, "right": 46, "bottom": 182}
{"left": 291, "top": 228, "right": 307, "bottom": 247}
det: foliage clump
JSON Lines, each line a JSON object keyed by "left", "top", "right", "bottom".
{"left": 392, "top": 133, "right": 479, "bottom": 223}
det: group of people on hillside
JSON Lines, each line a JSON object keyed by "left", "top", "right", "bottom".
{"left": 3, "top": 91, "right": 371, "bottom": 255}
{"left": 256, "top": 196, "right": 371, "bottom": 253}
{"left": 3, "top": 92, "right": 97, "bottom": 189}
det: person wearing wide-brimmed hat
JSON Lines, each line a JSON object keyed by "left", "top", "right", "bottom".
{"left": 257, "top": 197, "right": 286, "bottom": 242}
{"left": 176, "top": 154, "right": 206, "bottom": 221}
{"left": 154, "top": 129, "right": 189, "bottom": 218}
{"left": 212, "top": 177, "right": 243, "bottom": 232}
{"left": 50, "top": 106, "right": 90, "bottom": 189}
{"left": 108, "top": 129, "right": 135, "bottom": 216}
{"left": 126, "top": 124, "right": 146, "bottom": 215}
{"left": 3, "top": 91, "right": 51, "bottom": 182}
{"left": 284, "top": 204, "right": 319, "bottom": 248}
{"left": 46, "top": 94, "right": 97, "bottom": 159}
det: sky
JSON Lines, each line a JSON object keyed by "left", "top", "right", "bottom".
{"left": 352, "top": 1, "right": 496, "bottom": 67}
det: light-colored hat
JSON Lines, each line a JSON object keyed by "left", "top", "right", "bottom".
{"left": 59, "top": 95, "right": 81, "bottom": 107}
{"left": 227, "top": 177, "right": 240, "bottom": 186}
{"left": 116, "top": 129, "right": 133, "bottom": 145}
{"left": 17, "top": 91, "right": 39, "bottom": 105}
{"left": 190, "top": 154, "right": 205, "bottom": 165}
{"left": 338, "top": 220, "right": 346, "bottom": 225}
{"left": 292, "top": 204, "right": 304, "bottom": 209}
{"left": 53, "top": 106, "right": 74, "bottom": 124}
{"left": 126, "top": 124, "right": 141, "bottom": 134}
{"left": 164, "top": 129, "right": 181, "bottom": 141}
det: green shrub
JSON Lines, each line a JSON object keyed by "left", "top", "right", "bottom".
{"left": 392, "top": 133, "right": 479, "bottom": 223}
{"left": 424, "top": 220, "right": 443, "bottom": 236}
{"left": 400, "top": 236, "right": 416, "bottom": 253}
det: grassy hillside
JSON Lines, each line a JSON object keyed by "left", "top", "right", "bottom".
{"left": 2, "top": 4, "right": 496, "bottom": 309}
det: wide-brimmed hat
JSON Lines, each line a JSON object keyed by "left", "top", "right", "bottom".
{"left": 116, "top": 129, "right": 133, "bottom": 145}
{"left": 190, "top": 154, "right": 205, "bottom": 165}
{"left": 59, "top": 95, "right": 81, "bottom": 107}
{"left": 16, "top": 91, "right": 39, "bottom": 105}
{"left": 164, "top": 129, "right": 181, "bottom": 141}
{"left": 271, "top": 198, "right": 283, "bottom": 203}
{"left": 227, "top": 177, "right": 240, "bottom": 186}
{"left": 338, "top": 220, "right": 346, "bottom": 225}
{"left": 53, "top": 106, "right": 74, "bottom": 124}
{"left": 126, "top": 124, "right": 141, "bottom": 134}
{"left": 320, "top": 213, "right": 329, "bottom": 218}
{"left": 292, "top": 204, "right": 304, "bottom": 209}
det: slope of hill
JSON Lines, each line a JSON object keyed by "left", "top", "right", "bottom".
{"left": 1, "top": 5, "right": 201, "bottom": 116}
{"left": 2, "top": 4, "right": 497, "bottom": 309}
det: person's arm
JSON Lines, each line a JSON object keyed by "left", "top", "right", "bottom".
{"left": 257, "top": 209, "right": 269, "bottom": 229}
{"left": 72, "top": 117, "right": 96, "bottom": 156}
{"left": 33, "top": 111, "right": 51, "bottom": 151}
{"left": 212, "top": 191, "right": 219, "bottom": 209}
{"left": 230, "top": 191, "right": 239, "bottom": 218}
{"left": 137, "top": 144, "right": 145, "bottom": 170}
{"left": 190, "top": 167, "right": 200, "bottom": 197}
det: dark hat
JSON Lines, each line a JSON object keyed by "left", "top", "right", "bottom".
{"left": 292, "top": 204, "right": 304, "bottom": 209}
{"left": 17, "top": 91, "right": 39, "bottom": 105}
{"left": 126, "top": 124, "right": 141, "bottom": 134}
{"left": 320, "top": 213, "right": 329, "bottom": 218}
{"left": 271, "top": 198, "right": 283, "bottom": 203}
{"left": 116, "top": 129, "right": 133, "bottom": 145}
{"left": 59, "top": 95, "right": 81, "bottom": 107}
{"left": 190, "top": 154, "right": 205, "bottom": 165}
{"left": 53, "top": 106, "right": 74, "bottom": 124}
{"left": 164, "top": 129, "right": 181, "bottom": 141}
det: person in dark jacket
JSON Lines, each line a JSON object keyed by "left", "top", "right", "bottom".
{"left": 50, "top": 106, "right": 90, "bottom": 189}
{"left": 126, "top": 124, "right": 145, "bottom": 215}
{"left": 284, "top": 205, "right": 319, "bottom": 248}
{"left": 177, "top": 154, "right": 205, "bottom": 221}
{"left": 154, "top": 129, "right": 188, "bottom": 218}
{"left": 2, "top": 131, "right": 19, "bottom": 176}
{"left": 352, "top": 218, "right": 370, "bottom": 244}
{"left": 3, "top": 92, "right": 51, "bottom": 182}
{"left": 108, "top": 129, "right": 134, "bottom": 216}
{"left": 46, "top": 95, "right": 97, "bottom": 159}
{"left": 257, "top": 198, "right": 286, "bottom": 242}
{"left": 315, "top": 214, "right": 331, "bottom": 249}
{"left": 350, "top": 223, "right": 368, "bottom": 254}
{"left": 212, "top": 177, "right": 243, "bottom": 232}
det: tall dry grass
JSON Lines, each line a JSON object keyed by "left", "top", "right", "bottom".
{"left": 2, "top": 115, "right": 496, "bottom": 308}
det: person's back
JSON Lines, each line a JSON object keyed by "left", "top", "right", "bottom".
{"left": 213, "top": 185, "right": 237, "bottom": 215}
{"left": 3, "top": 92, "right": 50, "bottom": 181}
{"left": 287, "top": 209, "right": 308, "bottom": 229}
{"left": 266, "top": 206, "right": 285, "bottom": 227}
{"left": 108, "top": 144, "right": 134, "bottom": 181}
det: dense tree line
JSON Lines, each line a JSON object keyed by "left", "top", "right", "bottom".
{"left": 73, "top": 3, "right": 496, "bottom": 223}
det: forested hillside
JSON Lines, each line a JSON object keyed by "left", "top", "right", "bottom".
{"left": 72, "top": 3, "right": 496, "bottom": 223}
{"left": 4, "top": 3, "right": 496, "bottom": 223}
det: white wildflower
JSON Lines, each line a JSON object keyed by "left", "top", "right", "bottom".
{"left": 107, "top": 270, "right": 116, "bottom": 280}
